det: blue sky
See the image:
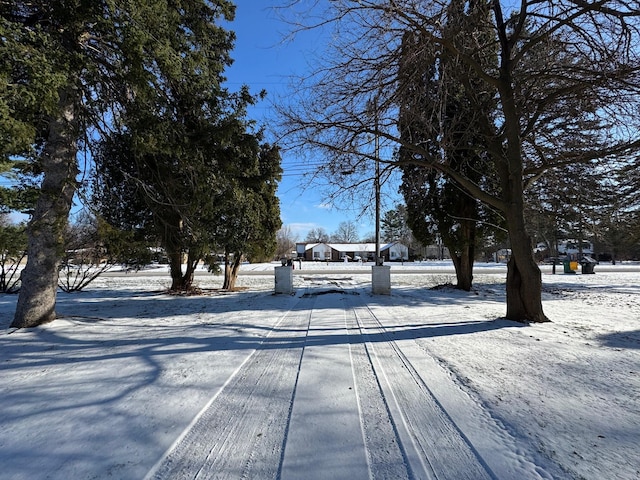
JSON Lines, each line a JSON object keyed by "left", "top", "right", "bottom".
{"left": 224, "top": 3, "right": 392, "bottom": 241}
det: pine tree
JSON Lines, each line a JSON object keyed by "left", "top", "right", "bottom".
{"left": 94, "top": 105, "right": 282, "bottom": 292}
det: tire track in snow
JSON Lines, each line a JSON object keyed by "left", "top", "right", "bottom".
{"left": 343, "top": 305, "right": 414, "bottom": 480}
{"left": 348, "top": 295, "right": 496, "bottom": 480}
{"left": 145, "top": 297, "right": 314, "bottom": 480}
{"left": 278, "top": 295, "right": 372, "bottom": 480}
{"left": 365, "top": 299, "right": 556, "bottom": 480}
{"left": 145, "top": 282, "right": 501, "bottom": 479}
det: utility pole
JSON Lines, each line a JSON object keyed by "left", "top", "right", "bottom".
{"left": 371, "top": 94, "right": 390, "bottom": 295}
{"left": 374, "top": 95, "right": 382, "bottom": 266}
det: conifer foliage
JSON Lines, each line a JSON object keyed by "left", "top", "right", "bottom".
{"left": 1, "top": 1, "right": 281, "bottom": 327}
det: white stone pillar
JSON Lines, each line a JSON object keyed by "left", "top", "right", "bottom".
{"left": 371, "top": 265, "right": 391, "bottom": 295}
{"left": 275, "top": 266, "right": 294, "bottom": 294}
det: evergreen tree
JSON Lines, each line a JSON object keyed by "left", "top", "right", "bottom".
{"left": 208, "top": 141, "right": 282, "bottom": 290}
{"left": 380, "top": 207, "right": 403, "bottom": 243}
{"left": 380, "top": 205, "right": 413, "bottom": 245}
{"left": 1, "top": 0, "right": 239, "bottom": 327}
{"left": 94, "top": 114, "right": 282, "bottom": 292}
{"left": 398, "top": 1, "right": 498, "bottom": 291}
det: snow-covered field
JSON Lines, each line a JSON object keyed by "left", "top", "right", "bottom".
{"left": 1, "top": 261, "right": 638, "bottom": 479}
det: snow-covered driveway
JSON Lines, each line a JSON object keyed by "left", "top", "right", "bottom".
{"left": 3, "top": 265, "right": 637, "bottom": 479}
{"left": 146, "top": 283, "right": 542, "bottom": 480}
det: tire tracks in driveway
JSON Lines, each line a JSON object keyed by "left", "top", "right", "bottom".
{"left": 346, "top": 294, "right": 496, "bottom": 480}
{"left": 145, "top": 296, "right": 314, "bottom": 480}
{"left": 353, "top": 294, "right": 555, "bottom": 480}
{"left": 145, "top": 284, "right": 529, "bottom": 479}
{"left": 342, "top": 303, "right": 414, "bottom": 480}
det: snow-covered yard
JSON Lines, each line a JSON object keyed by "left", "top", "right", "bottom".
{"left": 1, "top": 262, "right": 638, "bottom": 479}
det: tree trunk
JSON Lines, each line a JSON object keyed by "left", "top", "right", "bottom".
{"left": 229, "top": 255, "right": 242, "bottom": 289}
{"left": 496, "top": 163, "right": 549, "bottom": 323}
{"left": 223, "top": 252, "right": 242, "bottom": 290}
{"left": 505, "top": 254, "right": 548, "bottom": 322}
{"left": 495, "top": 56, "right": 549, "bottom": 323}
{"left": 222, "top": 253, "right": 232, "bottom": 290}
{"left": 445, "top": 220, "right": 476, "bottom": 291}
{"left": 162, "top": 216, "right": 195, "bottom": 292}
{"left": 504, "top": 205, "right": 550, "bottom": 323}
{"left": 168, "top": 247, "right": 185, "bottom": 291}
{"left": 181, "top": 248, "right": 199, "bottom": 291}
{"left": 168, "top": 249, "right": 198, "bottom": 292}
{"left": 11, "top": 88, "right": 79, "bottom": 328}
{"left": 450, "top": 248, "right": 474, "bottom": 291}
{"left": 499, "top": 183, "right": 549, "bottom": 322}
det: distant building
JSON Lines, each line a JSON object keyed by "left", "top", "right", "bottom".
{"left": 419, "top": 244, "right": 450, "bottom": 260}
{"left": 295, "top": 242, "right": 409, "bottom": 262}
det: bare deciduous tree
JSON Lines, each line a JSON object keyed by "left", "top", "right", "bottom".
{"left": 304, "top": 227, "right": 330, "bottom": 243}
{"left": 279, "top": 0, "right": 640, "bottom": 322}
{"left": 276, "top": 225, "right": 298, "bottom": 259}
{"left": 331, "top": 220, "right": 360, "bottom": 243}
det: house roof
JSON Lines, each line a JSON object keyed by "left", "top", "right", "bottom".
{"left": 304, "top": 242, "right": 402, "bottom": 252}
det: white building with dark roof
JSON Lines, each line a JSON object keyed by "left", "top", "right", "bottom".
{"left": 296, "top": 242, "right": 409, "bottom": 262}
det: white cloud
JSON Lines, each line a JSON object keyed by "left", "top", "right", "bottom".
{"left": 285, "top": 223, "right": 318, "bottom": 237}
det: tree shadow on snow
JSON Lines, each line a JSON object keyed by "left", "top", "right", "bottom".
{"left": 596, "top": 329, "right": 640, "bottom": 350}
{"left": 0, "top": 282, "right": 510, "bottom": 328}
{"left": 0, "top": 283, "right": 527, "bottom": 439}
{"left": 0, "top": 290, "right": 524, "bottom": 372}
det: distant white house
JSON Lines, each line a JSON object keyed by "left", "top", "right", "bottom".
{"left": 556, "top": 240, "right": 594, "bottom": 256}
{"left": 295, "top": 242, "right": 409, "bottom": 262}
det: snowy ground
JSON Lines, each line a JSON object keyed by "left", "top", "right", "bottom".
{"left": 1, "top": 261, "right": 638, "bottom": 479}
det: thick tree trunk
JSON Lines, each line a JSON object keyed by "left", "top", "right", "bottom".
{"left": 499, "top": 175, "right": 549, "bottom": 322}
{"left": 168, "top": 249, "right": 197, "bottom": 292}
{"left": 446, "top": 221, "right": 476, "bottom": 291}
{"left": 504, "top": 203, "right": 549, "bottom": 323}
{"left": 11, "top": 89, "right": 78, "bottom": 328}
{"left": 223, "top": 252, "right": 242, "bottom": 290}
{"left": 505, "top": 253, "right": 548, "bottom": 322}
{"left": 162, "top": 216, "right": 196, "bottom": 292}
{"left": 494, "top": 57, "right": 549, "bottom": 323}
{"left": 500, "top": 192, "right": 549, "bottom": 322}
{"left": 451, "top": 248, "right": 474, "bottom": 291}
